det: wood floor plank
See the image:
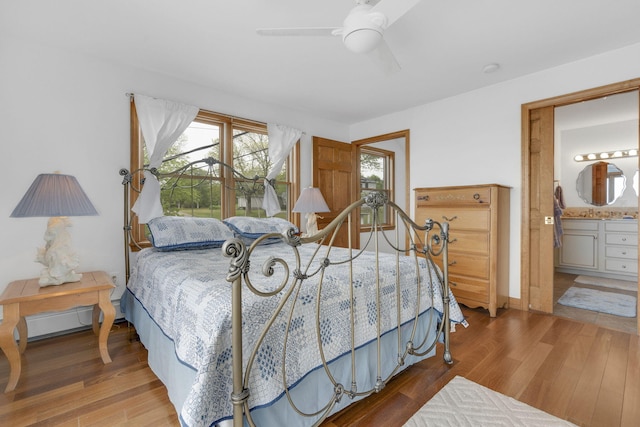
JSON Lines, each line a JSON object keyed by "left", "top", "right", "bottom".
{"left": 565, "top": 327, "right": 614, "bottom": 426}
{"left": 590, "top": 331, "right": 630, "bottom": 426}
{"left": 621, "top": 334, "right": 640, "bottom": 427}
{"left": 501, "top": 340, "right": 554, "bottom": 399}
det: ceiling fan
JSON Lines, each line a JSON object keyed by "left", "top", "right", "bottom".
{"left": 256, "top": 0, "right": 422, "bottom": 74}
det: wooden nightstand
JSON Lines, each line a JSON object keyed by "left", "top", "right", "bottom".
{"left": 0, "top": 271, "right": 115, "bottom": 392}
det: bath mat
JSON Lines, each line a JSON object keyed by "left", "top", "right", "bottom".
{"left": 558, "top": 287, "right": 637, "bottom": 318}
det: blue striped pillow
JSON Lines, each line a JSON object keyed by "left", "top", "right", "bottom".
{"left": 148, "top": 216, "right": 234, "bottom": 251}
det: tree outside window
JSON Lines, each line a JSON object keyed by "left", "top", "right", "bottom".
{"left": 131, "top": 106, "right": 299, "bottom": 248}
{"left": 360, "top": 146, "right": 394, "bottom": 229}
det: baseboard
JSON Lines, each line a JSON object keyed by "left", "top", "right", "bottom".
{"left": 14, "top": 299, "right": 126, "bottom": 340}
{"left": 508, "top": 297, "right": 522, "bottom": 310}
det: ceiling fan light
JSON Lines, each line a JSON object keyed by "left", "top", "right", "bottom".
{"left": 343, "top": 28, "right": 383, "bottom": 53}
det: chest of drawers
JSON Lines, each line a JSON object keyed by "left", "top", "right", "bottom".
{"left": 414, "top": 184, "right": 511, "bottom": 316}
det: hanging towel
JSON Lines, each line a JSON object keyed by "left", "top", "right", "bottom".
{"left": 553, "top": 185, "right": 565, "bottom": 248}
{"left": 555, "top": 185, "right": 566, "bottom": 209}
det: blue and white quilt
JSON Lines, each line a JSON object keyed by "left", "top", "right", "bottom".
{"left": 126, "top": 242, "right": 466, "bottom": 426}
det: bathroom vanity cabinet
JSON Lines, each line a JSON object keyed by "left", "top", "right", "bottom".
{"left": 556, "top": 218, "right": 638, "bottom": 280}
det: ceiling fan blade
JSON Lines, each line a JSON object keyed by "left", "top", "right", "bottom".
{"left": 370, "top": 0, "right": 422, "bottom": 28}
{"left": 256, "top": 27, "right": 340, "bottom": 37}
{"left": 367, "top": 39, "right": 401, "bottom": 75}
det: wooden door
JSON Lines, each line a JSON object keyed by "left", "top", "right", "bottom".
{"left": 526, "top": 106, "right": 555, "bottom": 312}
{"left": 523, "top": 80, "right": 640, "bottom": 335}
{"left": 591, "top": 161, "right": 607, "bottom": 206}
{"left": 312, "top": 136, "right": 358, "bottom": 248}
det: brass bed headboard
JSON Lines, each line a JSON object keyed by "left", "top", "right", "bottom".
{"left": 119, "top": 156, "right": 274, "bottom": 279}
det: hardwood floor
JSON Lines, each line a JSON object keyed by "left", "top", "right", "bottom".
{"left": 1, "top": 306, "right": 639, "bottom": 426}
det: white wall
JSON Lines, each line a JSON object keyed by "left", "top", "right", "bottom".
{"left": 350, "top": 42, "right": 640, "bottom": 299}
{"left": 0, "top": 35, "right": 349, "bottom": 337}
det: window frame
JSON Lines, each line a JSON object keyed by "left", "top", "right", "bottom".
{"left": 129, "top": 100, "right": 300, "bottom": 249}
{"left": 358, "top": 145, "right": 395, "bottom": 232}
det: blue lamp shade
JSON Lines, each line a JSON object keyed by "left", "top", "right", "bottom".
{"left": 11, "top": 173, "right": 98, "bottom": 218}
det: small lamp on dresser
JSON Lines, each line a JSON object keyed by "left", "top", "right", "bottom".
{"left": 10, "top": 172, "right": 98, "bottom": 287}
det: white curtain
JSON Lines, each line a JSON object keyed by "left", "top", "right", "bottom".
{"left": 132, "top": 94, "right": 199, "bottom": 223}
{"left": 264, "top": 123, "right": 303, "bottom": 217}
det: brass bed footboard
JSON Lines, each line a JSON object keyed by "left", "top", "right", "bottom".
{"left": 225, "top": 192, "right": 453, "bottom": 427}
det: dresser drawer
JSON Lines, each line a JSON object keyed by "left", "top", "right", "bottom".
{"left": 605, "top": 246, "right": 638, "bottom": 260}
{"left": 447, "top": 253, "right": 490, "bottom": 279}
{"left": 448, "top": 274, "right": 489, "bottom": 303}
{"left": 430, "top": 252, "right": 489, "bottom": 279}
{"left": 448, "top": 231, "right": 490, "bottom": 254}
{"left": 604, "top": 258, "right": 638, "bottom": 274}
{"left": 415, "top": 208, "right": 490, "bottom": 232}
{"left": 605, "top": 233, "right": 636, "bottom": 246}
{"left": 415, "top": 186, "right": 492, "bottom": 206}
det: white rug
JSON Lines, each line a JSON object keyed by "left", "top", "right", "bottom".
{"left": 574, "top": 275, "right": 637, "bottom": 292}
{"left": 558, "top": 287, "right": 637, "bottom": 318}
{"left": 403, "top": 376, "right": 576, "bottom": 426}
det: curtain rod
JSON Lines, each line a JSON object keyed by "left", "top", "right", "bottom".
{"left": 125, "top": 92, "right": 265, "bottom": 126}
{"left": 125, "top": 92, "right": 305, "bottom": 135}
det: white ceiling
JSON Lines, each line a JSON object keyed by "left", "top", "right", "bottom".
{"left": 3, "top": 0, "right": 640, "bottom": 124}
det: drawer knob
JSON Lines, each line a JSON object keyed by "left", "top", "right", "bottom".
{"left": 622, "top": 237, "right": 627, "bottom": 242}
{"left": 418, "top": 195, "right": 430, "bottom": 201}
{"left": 442, "top": 215, "right": 458, "bottom": 222}
{"left": 448, "top": 260, "right": 457, "bottom": 266}
{"left": 473, "top": 193, "right": 480, "bottom": 200}
{"left": 450, "top": 281, "right": 457, "bottom": 287}
{"left": 622, "top": 251, "right": 627, "bottom": 255}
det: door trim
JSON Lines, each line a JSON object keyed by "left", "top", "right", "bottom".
{"left": 521, "top": 78, "right": 640, "bottom": 333}
{"left": 352, "top": 129, "right": 411, "bottom": 215}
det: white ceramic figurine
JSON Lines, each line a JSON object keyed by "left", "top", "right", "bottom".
{"left": 35, "top": 217, "right": 83, "bottom": 286}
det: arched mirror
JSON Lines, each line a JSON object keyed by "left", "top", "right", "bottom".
{"left": 576, "top": 161, "right": 626, "bottom": 206}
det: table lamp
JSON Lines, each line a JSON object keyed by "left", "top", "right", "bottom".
{"left": 292, "top": 187, "right": 330, "bottom": 236}
{"left": 11, "top": 173, "right": 98, "bottom": 287}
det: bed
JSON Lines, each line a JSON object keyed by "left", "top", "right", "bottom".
{"left": 119, "top": 159, "right": 467, "bottom": 427}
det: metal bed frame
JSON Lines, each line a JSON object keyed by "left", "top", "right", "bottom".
{"left": 120, "top": 158, "right": 453, "bottom": 427}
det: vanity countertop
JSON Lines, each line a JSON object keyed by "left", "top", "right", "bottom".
{"left": 561, "top": 216, "right": 637, "bottom": 221}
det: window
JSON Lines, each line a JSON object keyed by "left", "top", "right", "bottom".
{"left": 130, "top": 104, "right": 300, "bottom": 247}
{"left": 359, "top": 146, "right": 394, "bottom": 230}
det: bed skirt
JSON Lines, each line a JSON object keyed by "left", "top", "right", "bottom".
{"left": 121, "top": 289, "right": 439, "bottom": 427}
